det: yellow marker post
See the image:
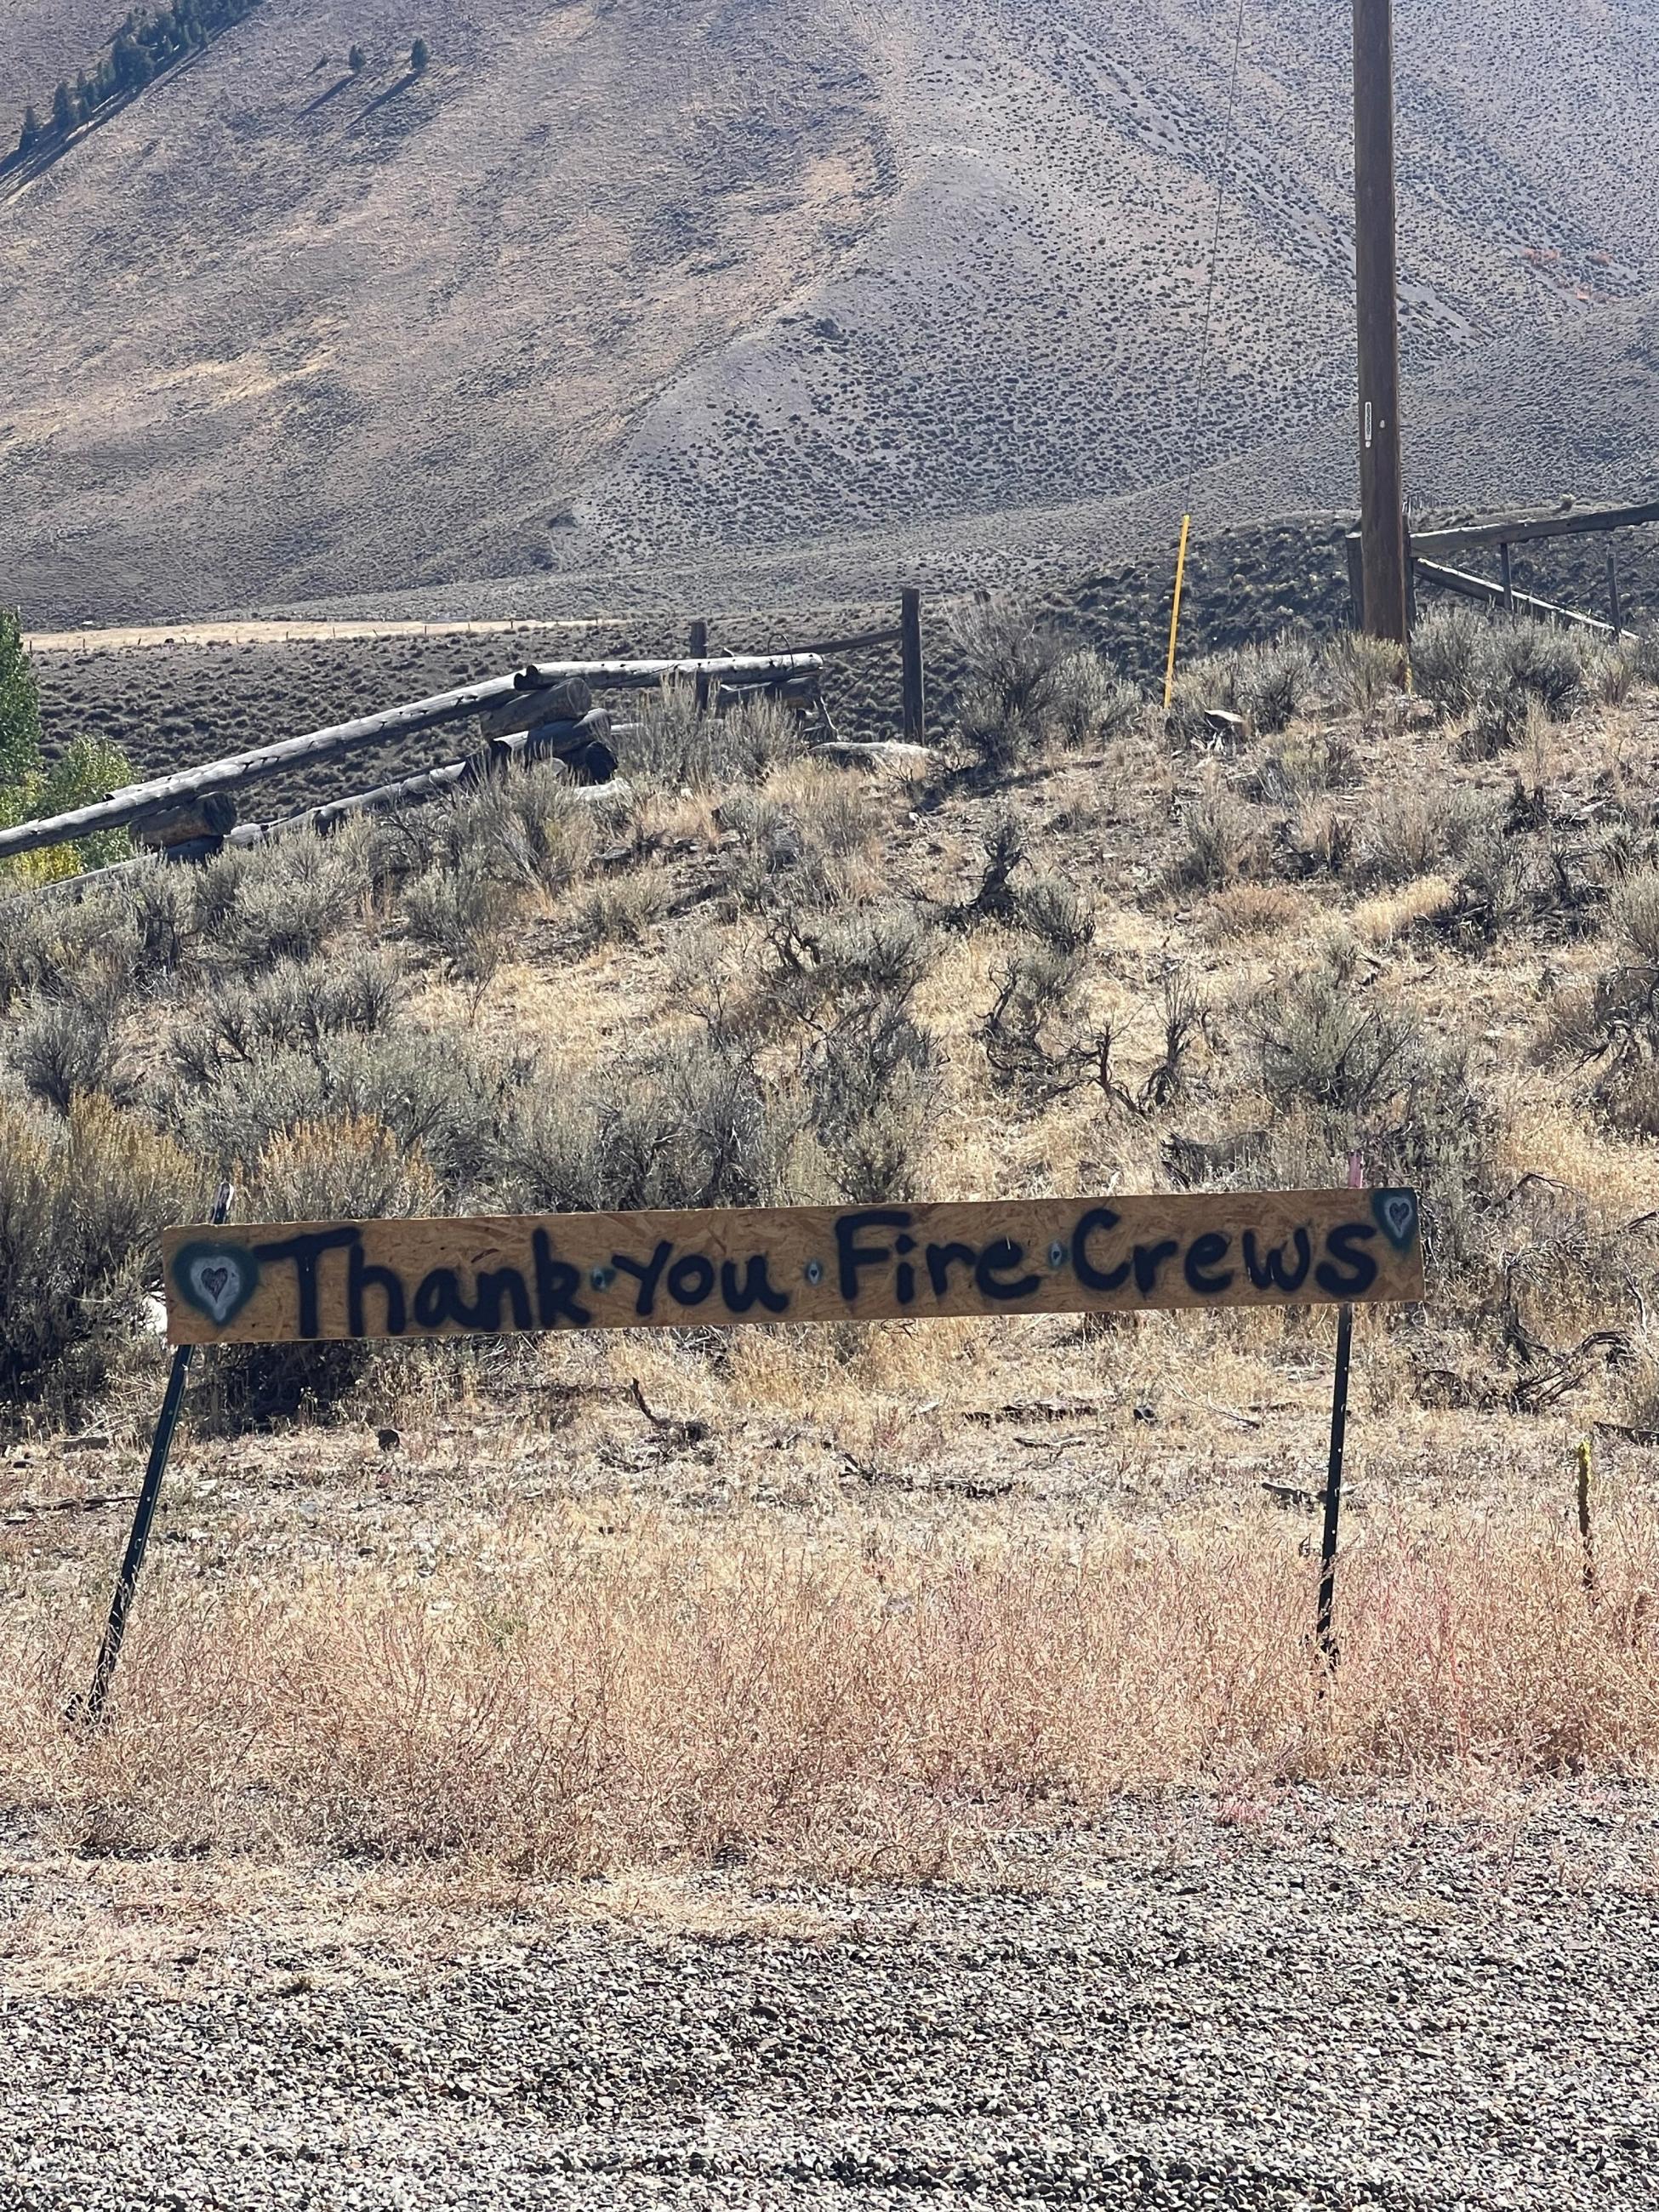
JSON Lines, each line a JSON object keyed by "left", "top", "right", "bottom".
{"left": 1162, "top": 513, "right": 1192, "bottom": 710}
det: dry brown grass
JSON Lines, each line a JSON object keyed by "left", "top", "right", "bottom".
{"left": 5, "top": 1480, "right": 1656, "bottom": 1883}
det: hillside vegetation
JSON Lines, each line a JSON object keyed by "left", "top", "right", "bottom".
{"left": 3, "top": 609, "right": 1659, "bottom": 1868}
{"left": 1, "top": 0, "right": 1656, "bottom": 624}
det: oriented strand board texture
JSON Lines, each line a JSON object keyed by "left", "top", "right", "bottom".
{"left": 163, "top": 1191, "right": 1424, "bottom": 1346}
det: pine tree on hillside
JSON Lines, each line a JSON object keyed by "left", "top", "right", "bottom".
{"left": 51, "top": 81, "right": 75, "bottom": 134}
{"left": 410, "top": 37, "right": 430, "bottom": 73}
{"left": 18, "top": 105, "right": 43, "bottom": 155}
{"left": 349, "top": 43, "right": 366, "bottom": 72}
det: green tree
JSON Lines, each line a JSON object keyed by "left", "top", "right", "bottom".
{"left": 348, "top": 43, "right": 366, "bottom": 72}
{"left": 0, "top": 609, "right": 43, "bottom": 794}
{"left": 51, "top": 81, "right": 75, "bottom": 134}
{"left": 18, "top": 105, "right": 43, "bottom": 154}
{"left": 409, "top": 36, "right": 430, "bottom": 73}
{"left": 0, "top": 612, "right": 133, "bottom": 883}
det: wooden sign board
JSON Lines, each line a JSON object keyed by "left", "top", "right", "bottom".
{"left": 162, "top": 1191, "right": 1423, "bottom": 1347}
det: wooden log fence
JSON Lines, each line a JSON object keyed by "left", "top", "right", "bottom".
{"left": 3, "top": 589, "right": 932, "bottom": 897}
{"left": 1411, "top": 558, "right": 1615, "bottom": 636}
{"left": 1348, "top": 494, "right": 1656, "bottom": 636}
{"left": 0, "top": 653, "right": 827, "bottom": 866}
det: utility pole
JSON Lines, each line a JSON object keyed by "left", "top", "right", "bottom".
{"left": 1352, "top": 0, "right": 1409, "bottom": 645}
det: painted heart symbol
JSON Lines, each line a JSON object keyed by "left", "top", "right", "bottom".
{"left": 1371, "top": 1189, "right": 1418, "bottom": 1251}
{"left": 173, "top": 1240, "right": 261, "bottom": 1328}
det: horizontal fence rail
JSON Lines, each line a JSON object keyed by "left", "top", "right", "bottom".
{"left": 0, "top": 655, "right": 826, "bottom": 866}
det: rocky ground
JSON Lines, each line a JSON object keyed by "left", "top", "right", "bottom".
{"left": 2, "top": 1787, "right": 1654, "bottom": 2209}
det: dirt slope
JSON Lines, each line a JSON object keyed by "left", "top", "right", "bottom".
{"left": 0, "top": 0, "right": 1655, "bottom": 624}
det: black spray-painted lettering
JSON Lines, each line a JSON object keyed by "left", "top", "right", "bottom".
{"left": 926, "top": 1241, "right": 978, "bottom": 1297}
{"left": 1183, "top": 1231, "right": 1234, "bottom": 1297}
{"left": 1242, "top": 1227, "right": 1311, "bottom": 1294}
{"left": 611, "top": 1240, "right": 673, "bottom": 1317}
{"left": 720, "top": 1255, "right": 790, "bottom": 1315}
{"left": 1132, "top": 1239, "right": 1180, "bottom": 1297}
{"left": 837, "top": 1209, "right": 913, "bottom": 1301}
{"left": 253, "top": 1226, "right": 359, "bottom": 1340}
{"left": 532, "top": 1229, "right": 593, "bottom": 1329}
{"left": 1072, "top": 1207, "right": 1131, "bottom": 1293}
{"left": 349, "top": 1241, "right": 407, "bottom": 1337}
{"left": 975, "top": 1238, "right": 1040, "bottom": 1302}
{"left": 667, "top": 1253, "right": 715, "bottom": 1307}
{"left": 1314, "top": 1223, "right": 1380, "bottom": 1298}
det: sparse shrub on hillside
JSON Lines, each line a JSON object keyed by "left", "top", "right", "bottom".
{"left": 404, "top": 857, "right": 512, "bottom": 998}
{"left": 1360, "top": 784, "right": 1497, "bottom": 886}
{"left": 1484, "top": 619, "right": 1583, "bottom": 719}
{"left": 1252, "top": 956, "right": 1494, "bottom": 1273}
{"left": 1583, "top": 636, "right": 1642, "bottom": 707}
{"left": 1049, "top": 650, "right": 1141, "bottom": 750}
{"left": 1410, "top": 607, "right": 1485, "bottom": 719}
{"left": 1234, "top": 636, "right": 1314, "bottom": 736}
{"left": 623, "top": 683, "right": 805, "bottom": 792}
{"left": 0, "top": 885, "right": 140, "bottom": 1015}
{"left": 218, "top": 836, "right": 365, "bottom": 972}
{"left": 1164, "top": 655, "right": 1241, "bottom": 750}
{"left": 763, "top": 906, "right": 941, "bottom": 1200}
{"left": 1324, "top": 632, "right": 1405, "bottom": 716}
{"left": 499, "top": 1032, "right": 779, "bottom": 1216}
{"left": 1611, "top": 869, "right": 1659, "bottom": 966}
{"left": 570, "top": 868, "right": 669, "bottom": 952}
{"left": 172, "top": 1027, "right": 528, "bottom": 1206}
{"left": 1016, "top": 872, "right": 1094, "bottom": 958}
{"left": 438, "top": 765, "right": 599, "bottom": 897}
{"left": 720, "top": 772, "right": 874, "bottom": 914}
{"left": 950, "top": 595, "right": 1064, "bottom": 773}
{"left": 0, "top": 1092, "right": 198, "bottom": 1417}
{"left": 1172, "top": 771, "right": 1255, "bottom": 889}
{"left": 1250, "top": 725, "right": 1356, "bottom": 804}
{"left": 9, "top": 987, "right": 127, "bottom": 1115}
{"left": 174, "top": 949, "right": 404, "bottom": 1086}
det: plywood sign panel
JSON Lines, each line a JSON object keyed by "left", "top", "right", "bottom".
{"left": 162, "top": 1192, "right": 1423, "bottom": 1347}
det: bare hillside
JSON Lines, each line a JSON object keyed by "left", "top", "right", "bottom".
{"left": 0, "top": 0, "right": 1655, "bottom": 624}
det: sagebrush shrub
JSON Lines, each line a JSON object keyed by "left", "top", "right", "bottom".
{"left": 172, "top": 1026, "right": 528, "bottom": 1204}
{"left": 623, "top": 683, "right": 805, "bottom": 792}
{"left": 219, "top": 837, "right": 365, "bottom": 971}
{"left": 949, "top": 596, "right": 1065, "bottom": 773}
{"left": 1234, "top": 636, "right": 1314, "bottom": 735}
{"left": 9, "top": 988, "right": 125, "bottom": 1114}
{"left": 1411, "top": 607, "right": 1485, "bottom": 718}
{"left": 1174, "top": 772, "right": 1255, "bottom": 889}
{"left": 405, "top": 856, "right": 512, "bottom": 989}
{"left": 499, "top": 1031, "right": 781, "bottom": 1213}
{"left": 1324, "top": 632, "right": 1405, "bottom": 715}
{"left": 0, "top": 1092, "right": 199, "bottom": 1413}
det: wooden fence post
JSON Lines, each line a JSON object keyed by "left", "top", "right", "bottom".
{"left": 689, "top": 619, "right": 709, "bottom": 715}
{"left": 1607, "top": 551, "right": 1624, "bottom": 637}
{"left": 1500, "top": 542, "right": 1515, "bottom": 614}
{"left": 900, "top": 588, "right": 925, "bottom": 743}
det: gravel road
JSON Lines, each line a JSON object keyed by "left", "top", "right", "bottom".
{"left": 2, "top": 1789, "right": 1654, "bottom": 2211}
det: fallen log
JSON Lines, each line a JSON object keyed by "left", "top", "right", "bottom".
{"left": 479, "top": 676, "right": 595, "bottom": 739}
{"left": 129, "top": 793, "right": 239, "bottom": 849}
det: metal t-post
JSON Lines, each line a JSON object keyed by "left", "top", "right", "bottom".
{"left": 83, "top": 1182, "right": 232, "bottom": 1724}
{"left": 1316, "top": 1154, "right": 1365, "bottom": 1673}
